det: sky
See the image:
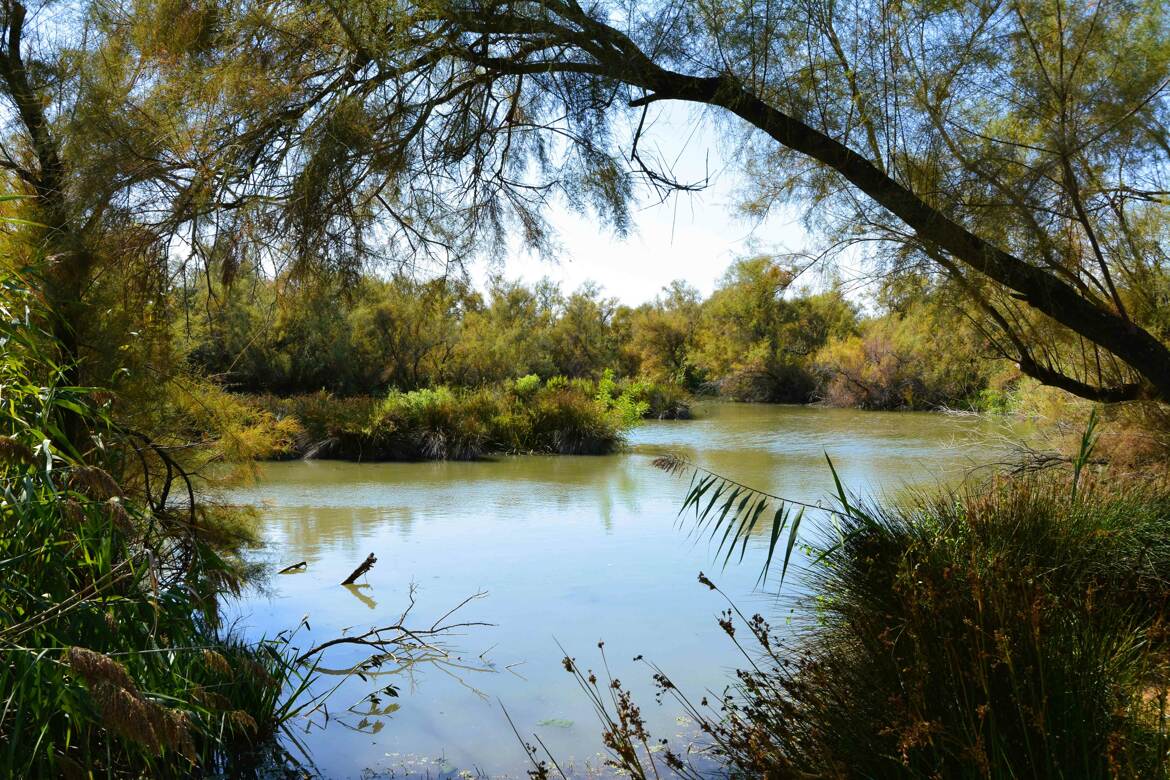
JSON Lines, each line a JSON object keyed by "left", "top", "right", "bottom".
{"left": 468, "top": 104, "right": 819, "bottom": 306}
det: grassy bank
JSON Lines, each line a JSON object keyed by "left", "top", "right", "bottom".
{"left": 247, "top": 373, "right": 690, "bottom": 462}
{"left": 0, "top": 284, "right": 305, "bottom": 777}
{"left": 579, "top": 471, "right": 1170, "bottom": 778}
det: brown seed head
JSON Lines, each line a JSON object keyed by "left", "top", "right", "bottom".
{"left": 0, "top": 436, "right": 34, "bottom": 466}
{"left": 228, "top": 709, "right": 258, "bottom": 734}
{"left": 201, "top": 649, "right": 232, "bottom": 676}
{"left": 67, "top": 647, "right": 139, "bottom": 695}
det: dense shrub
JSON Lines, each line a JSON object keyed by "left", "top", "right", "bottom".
{"left": 620, "top": 376, "right": 693, "bottom": 419}
{"left": 814, "top": 301, "right": 991, "bottom": 410}
{"left": 758, "top": 478, "right": 1169, "bottom": 776}
{"left": 523, "top": 382, "right": 624, "bottom": 454}
{"left": 716, "top": 359, "right": 817, "bottom": 403}
{"left": 246, "top": 374, "right": 662, "bottom": 460}
{"left": 605, "top": 475, "right": 1170, "bottom": 778}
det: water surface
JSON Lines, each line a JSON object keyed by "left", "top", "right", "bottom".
{"left": 228, "top": 403, "right": 1017, "bottom": 778}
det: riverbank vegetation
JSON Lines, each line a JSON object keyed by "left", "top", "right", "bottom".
{"left": 561, "top": 461, "right": 1170, "bottom": 778}
{"left": 186, "top": 256, "right": 1018, "bottom": 417}
{"left": 247, "top": 372, "right": 669, "bottom": 461}
{"left": 0, "top": 276, "right": 308, "bottom": 777}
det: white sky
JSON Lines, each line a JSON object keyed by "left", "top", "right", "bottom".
{"left": 469, "top": 104, "right": 821, "bottom": 306}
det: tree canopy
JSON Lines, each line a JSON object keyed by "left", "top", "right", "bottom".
{"left": 1, "top": 0, "right": 1168, "bottom": 403}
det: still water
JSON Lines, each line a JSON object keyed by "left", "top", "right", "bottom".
{"left": 228, "top": 403, "right": 1018, "bottom": 778}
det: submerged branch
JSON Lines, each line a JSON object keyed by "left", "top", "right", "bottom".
{"left": 293, "top": 590, "right": 492, "bottom": 665}
{"left": 340, "top": 553, "right": 376, "bottom": 585}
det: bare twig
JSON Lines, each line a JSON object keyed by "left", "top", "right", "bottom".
{"left": 293, "top": 591, "right": 492, "bottom": 665}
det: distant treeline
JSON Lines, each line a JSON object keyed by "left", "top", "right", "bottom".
{"left": 184, "top": 256, "right": 1017, "bottom": 412}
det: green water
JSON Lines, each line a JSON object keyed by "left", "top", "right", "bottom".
{"left": 228, "top": 403, "right": 1020, "bottom": 778}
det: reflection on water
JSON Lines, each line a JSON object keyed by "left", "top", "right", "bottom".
{"left": 342, "top": 583, "right": 378, "bottom": 610}
{"left": 226, "top": 403, "right": 1020, "bottom": 778}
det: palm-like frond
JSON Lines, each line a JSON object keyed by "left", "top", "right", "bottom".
{"left": 652, "top": 453, "right": 873, "bottom": 588}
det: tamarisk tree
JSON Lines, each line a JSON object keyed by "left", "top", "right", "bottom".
{"left": 220, "top": 0, "right": 1170, "bottom": 402}
{"left": 2, "top": 0, "right": 1168, "bottom": 403}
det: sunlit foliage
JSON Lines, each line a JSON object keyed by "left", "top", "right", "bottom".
{"left": 183, "top": 259, "right": 1019, "bottom": 411}
{"left": 0, "top": 272, "right": 307, "bottom": 777}
{"left": 247, "top": 373, "right": 651, "bottom": 460}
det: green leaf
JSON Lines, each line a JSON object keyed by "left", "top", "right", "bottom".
{"left": 779, "top": 507, "right": 805, "bottom": 586}
{"left": 758, "top": 505, "right": 788, "bottom": 586}
{"left": 826, "top": 452, "right": 850, "bottom": 518}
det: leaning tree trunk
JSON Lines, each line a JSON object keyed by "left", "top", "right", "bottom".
{"left": 447, "top": 3, "right": 1170, "bottom": 403}
{"left": 0, "top": 1, "right": 96, "bottom": 446}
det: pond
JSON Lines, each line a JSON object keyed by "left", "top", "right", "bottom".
{"left": 227, "top": 403, "right": 1021, "bottom": 778}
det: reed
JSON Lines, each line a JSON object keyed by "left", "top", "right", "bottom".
{"left": 0, "top": 273, "right": 309, "bottom": 777}
{"left": 573, "top": 469, "right": 1170, "bottom": 778}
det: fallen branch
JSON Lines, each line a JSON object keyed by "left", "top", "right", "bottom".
{"left": 342, "top": 553, "right": 377, "bottom": 585}
{"left": 279, "top": 561, "right": 307, "bottom": 574}
{"left": 294, "top": 589, "right": 492, "bottom": 665}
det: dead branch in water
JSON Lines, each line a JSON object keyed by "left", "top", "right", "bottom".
{"left": 341, "top": 553, "right": 376, "bottom": 585}
{"left": 294, "top": 589, "right": 491, "bottom": 665}
{"left": 278, "top": 561, "right": 307, "bottom": 574}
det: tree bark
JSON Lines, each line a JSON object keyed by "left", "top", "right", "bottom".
{"left": 0, "top": 2, "right": 96, "bottom": 445}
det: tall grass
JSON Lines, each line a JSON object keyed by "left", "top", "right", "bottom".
{"left": 0, "top": 272, "right": 309, "bottom": 777}
{"left": 574, "top": 471, "right": 1170, "bottom": 778}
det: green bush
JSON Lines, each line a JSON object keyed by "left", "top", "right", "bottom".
{"left": 514, "top": 373, "right": 541, "bottom": 395}
{"left": 373, "top": 387, "right": 491, "bottom": 460}
{"left": 595, "top": 369, "right": 649, "bottom": 427}
{"left": 616, "top": 376, "right": 692, "bottom": 419}
{"left": 246, "top": 375, "right": 650, "bottom": 460}
{"left": 970, "top": 386, "right": 1016, "bottom": 414}
{"left": 525, "top": 383, "right": 622, "bottom": 454}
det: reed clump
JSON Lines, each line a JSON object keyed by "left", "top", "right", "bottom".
{"left": 0, "top": 277, "right": 306, "bottom": 778}
{"left": 247, "top": 371, "right": 685, "bottom": 461}
{"left": 612, "top": 475, "right": 1170, "bottom": 778}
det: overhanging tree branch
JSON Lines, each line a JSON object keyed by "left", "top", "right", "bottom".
{"left": 432, "top": 1, "right": 1170, "bottom": 401}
